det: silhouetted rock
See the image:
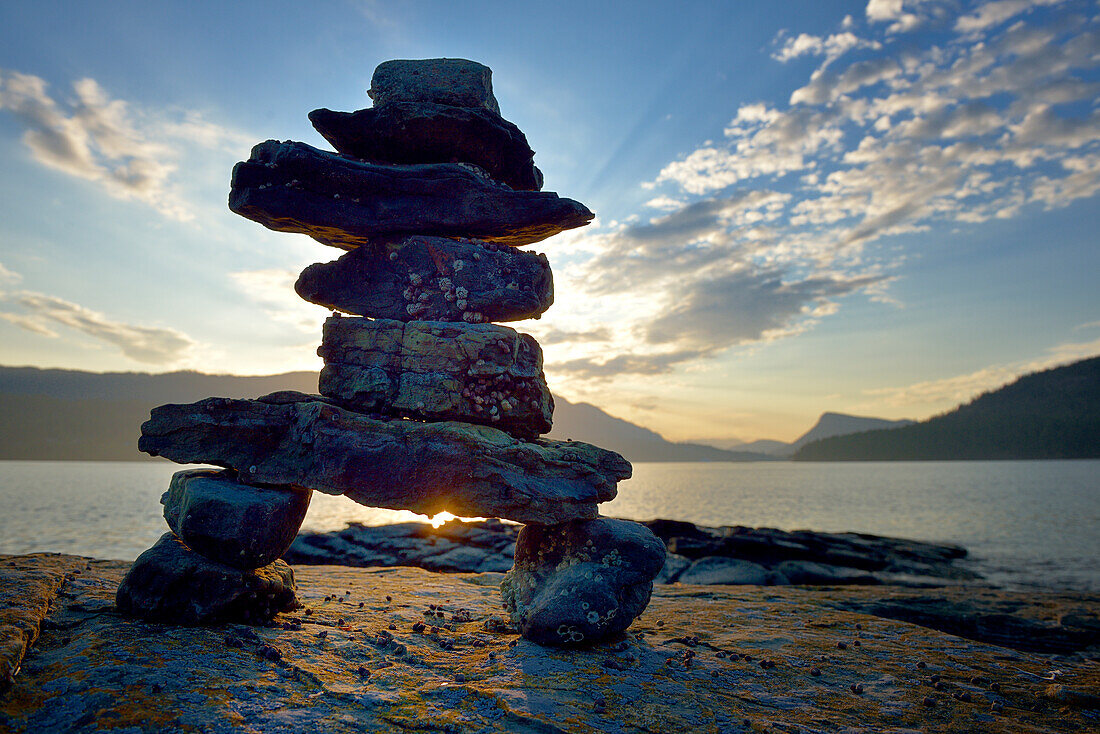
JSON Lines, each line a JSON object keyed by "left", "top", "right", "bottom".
{"left": 310, "top": 105, "right": 543, "bottom": 191}
{"left": 229, "top": 141, "right": 592, "bottom": 248}
{"left": 139, "top": 395, "right": 631, "bottom": 524}
{"left": 369, "top": 58, "right": 500, "bottom": 114}
{"left": 501, "top": 518, "right": 665, "bottom": 646}
{"left": 318, "top": 316, "right": 553, "bottom": 437}
{"left": 296, "top": 236, "right": 553, "bottom": 323}
{"left": 162, "top": 469, "right": 311, "bottom": 569}
{"left": 115, "top": 533, "right": 297, "bottom": 625}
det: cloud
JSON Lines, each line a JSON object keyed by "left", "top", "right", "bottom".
{"left": 534, "top": 326, "right": 612, "bottom": 345}
{"left": 865, "top": 337, "right": 1100, "bottom": 406}
{"left": 547, "top": 350, "right": 703, "bottom": 380}
{"left": 563, "top": 3, "right": 1100, "bottom": 386}
{"left": 0, "top": 262, "right": 21, "bottom": 285}
{"left": 0, "top": 70, "right": 251, "bottom": 221}
{"left": 955, "top": 0, "right": 1066, "bottom": 33}
{"left": 0, "top": 290, "right": 194, "bottom": 364}
{"left": 772, "top": 32, "right": 882, "bottom": 64}
{"left": 229, "top": 269, "right": 327, "bottom": 334}
{"left": 645, "top": 269, "right": 883, "bottom": 350}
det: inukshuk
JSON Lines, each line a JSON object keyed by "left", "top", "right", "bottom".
{"left": 118, "top": 58, "right": 665, "bottom": 646}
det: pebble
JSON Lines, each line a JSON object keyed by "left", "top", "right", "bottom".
{"left": 455, "top": 673, "right": 466, "bottom": 682}
{"left": 916, "top": 661, "right": 926, "bottom": 669}
{"left": 923, "top": 696, "right": 936, "bottom": 707}
{"left": 316, "top": 631, "right": 328, "bottom": 639}
{"left": 991, "top": 701, "right": 1004, "bottom": 713}
{"left": 990, "top": 682, "right": 1001, "bottom": 692}
{"left": 593, "top": 697, "right": 607, "bottom": 714}
{"left": 810, "top": 667, "right": 822, "bottom": 676}
{"left": 837, "top": 642, "right": 848, "bottom": 650}
{"left": 850, "top": 683, "right": 864, "bottom": 695}
{"left": 357, "top": 666, "right": 371, "bottom": 679}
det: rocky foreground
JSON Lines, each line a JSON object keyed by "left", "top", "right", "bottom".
{"left": 2, "top": 554, "right": 1098, "bottom": 733}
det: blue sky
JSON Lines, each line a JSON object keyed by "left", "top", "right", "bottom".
{"left": 1, "top": 0, "right": 1098, "bottom": 443}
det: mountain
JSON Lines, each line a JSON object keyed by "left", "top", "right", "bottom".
{"left": 790, "top": 413, "right": 915, "bottom": 452}
{"left": 0, "top": 366, "right": 772, "bottom": 463}
{"left": 708, "top": 413, "right": 915, "bottom": 457}
{"left": 546, "top": 400, "right": 774, "bottom": 462}
{"left": 793, "top": 356, "right": 1100, "bottom": 461}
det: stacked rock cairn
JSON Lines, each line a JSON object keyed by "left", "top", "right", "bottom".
{"left": 117, "top": 59, "right": 666, "bottom": 646}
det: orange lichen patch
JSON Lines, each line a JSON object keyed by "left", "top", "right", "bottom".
{"left": 1, "top": 560, "right": 1097, "bottom": 733}
{"left": 0, "top": 553, "right": 87, "bottom": 692}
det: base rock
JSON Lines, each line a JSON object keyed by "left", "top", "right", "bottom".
{"left": 162, "top": 469, "right": 311, "bottom": 569}
{"left": 4, "top": 556, "right": 1099, "bottom": 733}
{"left": 139, "top": 394, "right": 630, "bottom": 524}
{"left": 295, "top": 235, "right": 553, "bottom": 323}
{"left": 318, "top": 316, "right": 553, "bottom": 437}
{"left": 115, "top": 533, "right": 298, "bottom": 625}
{"left": 501, "top": 518, "right": 665, "bottom": 647}
{"left": 230, "top": 140, "right": 593, "bottom": 248}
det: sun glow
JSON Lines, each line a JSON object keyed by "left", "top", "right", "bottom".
{"left": 428, "top": 511, "right": 457, "bottom": 528}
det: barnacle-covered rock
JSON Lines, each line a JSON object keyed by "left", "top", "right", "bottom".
{"left": 115, "top": 533, "right": 297, "bottom": 625}
{"left": 138, "top": 394, "right": 630, "bottom": 524}
{"left": 318, "top": 316, "right": 553, "bottom": 437}
{"left": 296, "top": 235, "right": 553, "bottom": 323}
{"left": 229, "top": 141, "right": 591, "bottom": 248}
{"left": 501, "top": 518, "right": 665, "bottom": 647}
{"left": 162, "top": 469, "right": 311, "bottom": 570}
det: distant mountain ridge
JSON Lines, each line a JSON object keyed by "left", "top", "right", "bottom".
{"left": 793, "top": 355, "right": 1100, "bottom": 460}
{"left": 712, "top": 413, "right": 915, "bottom": 457}
{"left": 0, "top": 366, "right": 772, "bottom": 463}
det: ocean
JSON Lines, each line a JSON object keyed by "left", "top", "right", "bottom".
{"left": 1, "top": 459, "right": 1097, "bottom": 593}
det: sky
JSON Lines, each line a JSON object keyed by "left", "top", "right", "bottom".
{"left": 0, "top": 0, "right": 1098, "bottom": 444}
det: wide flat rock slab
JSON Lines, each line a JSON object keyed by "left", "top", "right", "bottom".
{"left": 3, "top": 555, "right": 1099, "bottom": 733}
{"left": 319, "top": 316, "right": 553, "bottom": 437}
{"left": 138, "top": 394, "right": 629, "bottom": 524}
{"left": 296, "top": 235, "right": 553, "bottom": 323}
{"left": 310, "top": 104, "right": 542, "bottom": 191}
{"left": 230, "top": 141, "right": 592, "bottom": 248}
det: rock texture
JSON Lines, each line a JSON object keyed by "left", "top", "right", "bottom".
{"left": 162, "top": 469, "right": 312, "bottom": 569}
{"left": 318, "top": 316, "right": 553, "bottom": 437}
{"left": 115, "top": 534, "right": 298, "bottom": 625}
{"left": 501, "top": 519, "right": 666, "bottom": 646}
{"left": 295, "top": 235, "right": 553, "bottom": 323}
{"left": 309, "top": 105, "right": 543, "bottom": 191}
{"left": 138, "top": 394, "right": 631, "bottom": 523}
{"left": 3, "top": 554, "right": 1099, "bottom": 733}
{"left": 229, "top": 140, "right": 592, "bottom": 249}
{"left": 369, "top": 58, "right": 500, "bottom": 114}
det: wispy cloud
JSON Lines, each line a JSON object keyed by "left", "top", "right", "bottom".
{"left": 555, "top": 2, "right": 1098, "bottom": 386}
{"left": 864, "top": 337, "right": 1100, "bottom": 407}
{"left": 0, "top": 289, "right": 195, "bottom": 364}
{"left": 0, "top": 70, "right": 251, "bottom": 221}
{"left": 229, "top": 269, "right": 327, "bottom": 334}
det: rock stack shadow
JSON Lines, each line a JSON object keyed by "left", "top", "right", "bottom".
{"left": 118, "top": 58, "right": 664, "bottom": 646}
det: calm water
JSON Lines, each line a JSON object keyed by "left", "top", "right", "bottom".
{"left": 0, "top": 460, "right": 1096, "bottom": 592}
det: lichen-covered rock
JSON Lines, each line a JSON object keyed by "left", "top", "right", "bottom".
{"left": 309, "top": 104, "right": 543, "bottom": 191}
{"left": 318, "top": 316, "right": 553, "bottom": 437}
{"left": 138, "top": 394, "right": 630, "bottom": 524}
{"left": 229, "top": 141, "right": 592, "bottom": 248}
{"left": 369, "top": 58, "right": 500, "bottom": 115}
{"left": 5, "top": 555, "right": 1100, "bottom": 733}
{"left": 115, "top": 533, "right": 298, "bottom": 625}
{"left": 501, "top": 518, "right": 665, "bottom": 647}
{"left": 162, "top": 469, "right": 312, "bottom": 569}
{"left": 295, "top": 236, "right": 553, "bottom": 323}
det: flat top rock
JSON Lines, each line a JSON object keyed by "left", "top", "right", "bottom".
{"left": 369, "top": 58, "right": 500, "bottom": 115}
{"left": 3, "top": 554, "right": 1099, "bottom": 733}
